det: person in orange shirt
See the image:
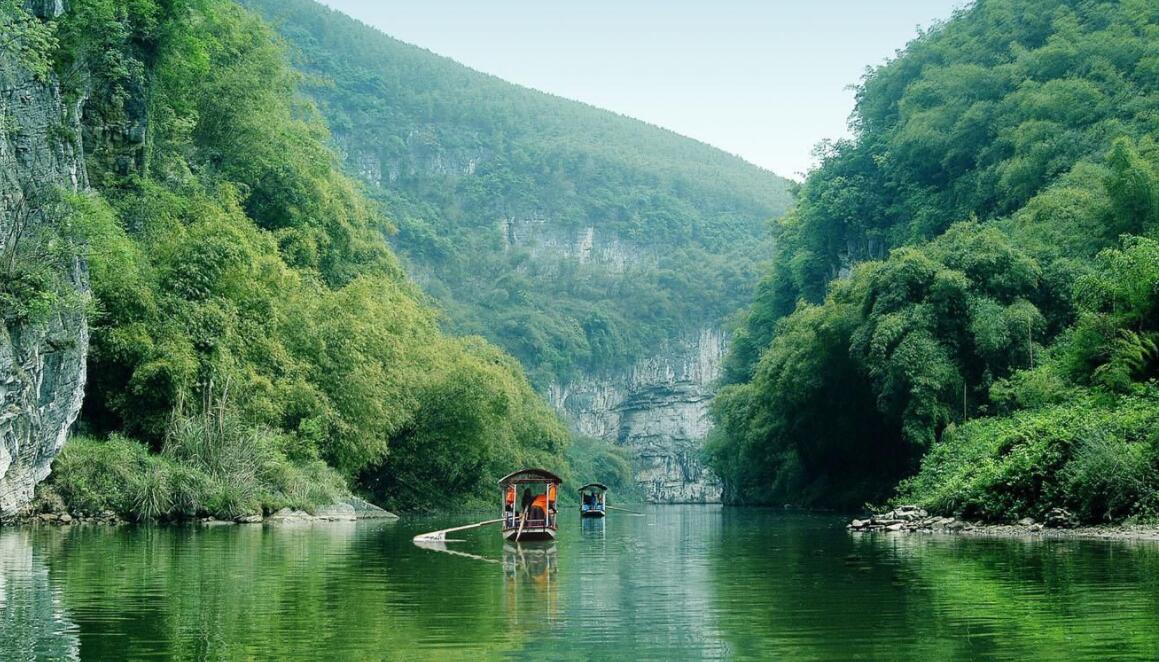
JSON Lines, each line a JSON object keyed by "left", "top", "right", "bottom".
{"left": 505, "top": 485, "right": 517, "bottom": 525}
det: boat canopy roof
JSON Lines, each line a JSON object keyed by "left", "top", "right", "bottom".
{"left": 498, "top": 468, "right": 563, "bottom": 485}
{"left": 578, "top": 483, "right": 608, "bottom": 493}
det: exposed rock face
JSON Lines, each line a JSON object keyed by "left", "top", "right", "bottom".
{"left": 549, "top": 328, "right": 725, "bottom": 503}
{"left": 0, "top": 12, "right": 90, "bottom": 516}
{"left": 344, "top": 495, "right": 399, "bottom": 519}
{"left": 834, "top": 236, "right": 887, "bottom": 280}
{"left": 23, "top": 1, "right": 65, "bottom": 19}
{"left": 498, "top": 216, "right": 649, "bottom": 275}
{"left": 334, "top": 129, "right": 483, "bottom": 187}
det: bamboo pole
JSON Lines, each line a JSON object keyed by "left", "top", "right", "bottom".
{"left": 412, "top": 518, "right": 503, "bottom": 543}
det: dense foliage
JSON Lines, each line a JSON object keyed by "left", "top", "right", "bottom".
{"left": 711, "top": 0, "right": 1159, "bottom": 519}
{"left": 16, "top": 0, "right": 587, "bottom": 516}
{"left": 243, "top": 0, "right": 793, "bottom": 386}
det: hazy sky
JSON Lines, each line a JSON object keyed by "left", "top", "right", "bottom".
{"left": 318, "top": 1, "right": 967, "bottom": 180}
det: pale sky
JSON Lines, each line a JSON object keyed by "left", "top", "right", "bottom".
{"left": 318, "top": 1, "right": 967, "bottom": 180}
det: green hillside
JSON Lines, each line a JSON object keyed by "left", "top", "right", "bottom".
{"left": 710, "top": 0, "right": 1159, "bottom": 521}
{"left": 244, "top": 0, "right": 793, "bottom": 386}
{"left": 4, "top": 0, "right": 628, "bottom": 515}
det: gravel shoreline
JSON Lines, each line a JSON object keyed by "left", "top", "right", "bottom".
{"left": 848, "top": 505, "right": 1159, "bottom": 542}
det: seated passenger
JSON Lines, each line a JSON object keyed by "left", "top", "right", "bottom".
{"left": 530, "top": 494, "right": 547, "bottom": 522}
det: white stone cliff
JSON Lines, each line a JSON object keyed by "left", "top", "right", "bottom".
{"left": 0, "top": 3, "right": 90, "bottom": 515}
{"left": 548, "top": 328, "right": 725, "bottom": 503}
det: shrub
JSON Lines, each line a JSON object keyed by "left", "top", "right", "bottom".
{"left": 897, "top": 389, "right": 1159, "bottom": 523}
{"left": 51, "top": 435, "right": 153, "bottom": 516}
{"left": 49, "top": 411, "right": 348, "bottom": 520}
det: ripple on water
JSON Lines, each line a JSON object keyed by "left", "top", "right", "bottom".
{"left": 2, "top": 508, "right": 1158, "bottom": 660}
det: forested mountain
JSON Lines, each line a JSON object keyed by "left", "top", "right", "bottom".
{"left": 237, "top": 0, "right": 794, "bottom": 503}
{"left": 711, "top": 0, "right": 1159, "bottom": 521}
{"left": 244, "top": 0, "right": 793, "bottom": 387}
{"left": 1, "top": 0, "right": 608, "bottom": 516}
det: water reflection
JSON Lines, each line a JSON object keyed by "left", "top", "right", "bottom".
{"left": 503, "top": 543, "right": 560, "bottom": 627}
{"left": 850, "top": 533, "right": 1159, "bottom": 659}
{"left": 514, "top": 504, "right": 731, "bottom": 660}
{"left": 1, "top": 508, "right": 1157, "bottom": 660}
{"left": 580, "top": 516, "right": 606, "bottom": 539}
{"left": 710, "top": 510, "right": 1159, "bottom": 660}
{"left": 0, "top": 529, "right": 79, "bottom": 661}
{"left": 415, "top": 539, "right": 500, "bottom": 564}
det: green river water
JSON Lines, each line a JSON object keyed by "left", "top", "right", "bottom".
{"left": 2, "top": 505, "right": 1158, "bottom": 660}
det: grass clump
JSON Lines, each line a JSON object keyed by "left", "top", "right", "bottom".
{"left": 51, "top": 410, "right": 346, "bottom": 521}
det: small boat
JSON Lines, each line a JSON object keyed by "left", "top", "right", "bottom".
{"left": 500, "top": 468, "right": 561, "bottom": 542}
{"left": 579, "top": 483, "right": 607, "bottom": 518}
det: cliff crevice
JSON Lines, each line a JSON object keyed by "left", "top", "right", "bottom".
{"left": 0, "top": 5, "right": 90, "bottom": 515}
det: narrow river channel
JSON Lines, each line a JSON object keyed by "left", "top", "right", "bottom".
{"left": 2, "top": 506, "right": 1158, "bottom": 660}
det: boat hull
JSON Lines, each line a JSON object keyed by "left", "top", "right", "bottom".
{"left": 504, "top": 527, "right": 557, "bottom": 542}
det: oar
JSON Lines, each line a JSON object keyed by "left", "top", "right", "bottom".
{"left": 607, "top": 505, "right": 645, "bottom": 516}
{"left": 515, "top": 505, "right": 529, "bottom": 541}
{"left": 412, "top": 518, "right": 502, "bottom": 543}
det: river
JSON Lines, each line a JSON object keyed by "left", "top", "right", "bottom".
{"left": 2, "top": 505, "right": 1158, "bottom": 660}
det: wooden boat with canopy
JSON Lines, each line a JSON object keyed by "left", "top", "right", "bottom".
{"left": 500, "top": 468, "right": 561, "bottom": 541}
{"left": 578, "top": 483, "right": 607, "bottom": 518}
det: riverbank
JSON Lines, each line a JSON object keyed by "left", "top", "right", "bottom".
{"left": 2, "top": 496, "right": 399, "bottom": 527}
{"left": 849, "top": 506, "right": 1159, "bottom": 542}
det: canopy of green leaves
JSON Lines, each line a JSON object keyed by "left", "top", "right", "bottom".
{"left": 711, "top": 0, "right": 1159, "bottom": 519}
{"left": 37, "top": 0, "right": 583, "bottom": 513}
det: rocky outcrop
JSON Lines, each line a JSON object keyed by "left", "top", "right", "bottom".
{"left": 334, "top": 129, "right": 483, "bottom": 187}
{"left": 834, "top": 235, "right": 887, "bottom": 280}
{"left": 345, "top": 495, "right": 400, "bottom": 519}
{"left": 549, "top": 328, "right": 725, "bottom": 503}
{"left": 498, "top": 216, "right": 649, "bottom": 275}
{"left": 847, "top": 506, "right": 970, "bottom": 533}
{"left": 848, "top": 506, "right": 1077, "bottom": 534}
{"left": 337, "top": 137, "right": 726, "bottom": 503}
{"left": 264, "top": 500, "right": 397, "bottom": 524}
{"left": 0, "top": 10, "right": 90, "bottom": 517}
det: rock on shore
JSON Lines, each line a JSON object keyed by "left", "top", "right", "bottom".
{"left": 848, "top": 506, "right": 981, "bottom": 533}
{"left": 848, "top": 505, "right": 1093, "bottom": 534}
{"left": 344, "top": 496, "right": 399, "bottom": 519}
{"left": 847, "top": 506, "right": 1159, "bottom": 541}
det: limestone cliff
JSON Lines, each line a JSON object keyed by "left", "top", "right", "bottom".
{"left": 494, "top": 215, "right": 724, "bottom": 501}
{"left": 0, "top": 3, "right": 90, "bottom": 515}
{"left": 549, "top": 328, "right": 725, "bottom": 503}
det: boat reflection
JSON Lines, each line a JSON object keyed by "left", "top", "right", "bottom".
{"left": 503, "top": 542, "right": 559, "bottom": 624}
{"left": 580, "top": 516, "right": 606, "bottom": 538}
